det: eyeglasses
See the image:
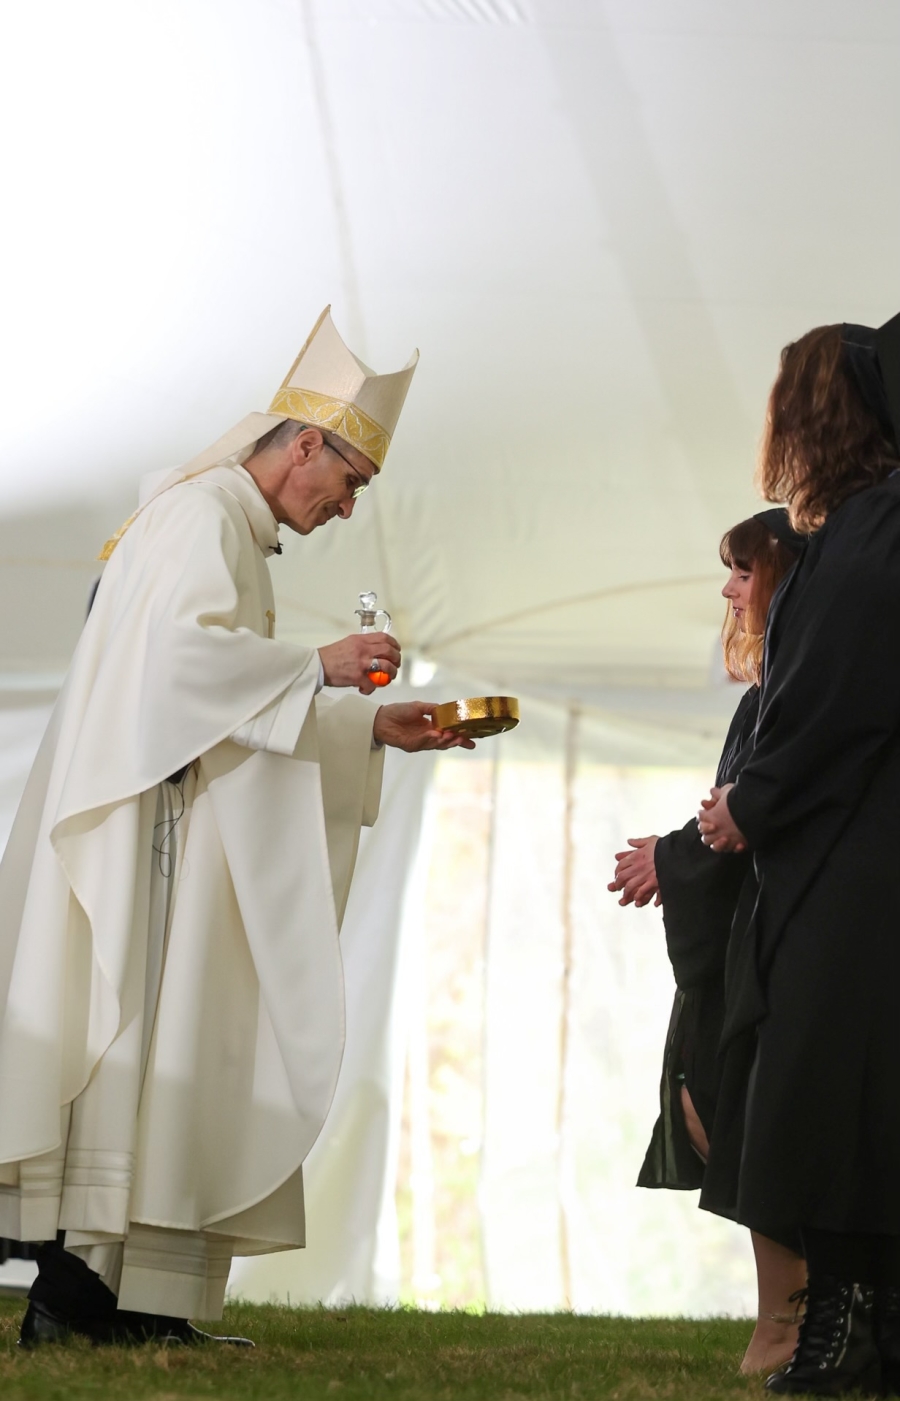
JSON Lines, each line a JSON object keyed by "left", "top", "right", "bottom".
{"left": 293, "top": 422, "right": 373, "bottom": 499}
{"left": 319, "top": 434, "right": 372, "bottom": 498}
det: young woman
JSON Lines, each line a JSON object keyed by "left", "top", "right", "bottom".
{"left": 609, "top": 510, "right": 805, "bottom": 1374}
{"left": 698, "top": 318, "right": 900, "bottom": 1397}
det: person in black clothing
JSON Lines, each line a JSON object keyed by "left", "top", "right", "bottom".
{"left": 699, "top": 315, "right": 900, "bottom": 1397}
{"left": 609, "top": 511, "right": 805, "bottom": 1373}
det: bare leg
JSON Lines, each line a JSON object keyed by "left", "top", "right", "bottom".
{"left": 739, "top": 1231, "right": 807, "bottom": 1375}
{"left": 678, "top": 1088, "right": 805, "bottom": 1374}
{"left": 680, "top": 1084, "right": 709, "bottom": 1161}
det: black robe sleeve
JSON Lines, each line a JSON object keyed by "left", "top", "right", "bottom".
{"left": 656, "top": 824, "right": 752, "bottom": 988}
{"left": 727, "top": 481, "right": 900, "bottom": 853}
{"left": 655, "top": 686, "right": 759, "bottom": 989}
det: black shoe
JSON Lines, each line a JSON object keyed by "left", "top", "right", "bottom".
{"left": 112, "top": 1311, "right": 254, "bottom": 1347}
{"left": 18, "top": 1300, "right": 120, "bottom": 1348}
{"left": 19, "top": 1300, "right": 253, "bottom": 1349}
{"left": 765, "top": 1277, "right": 881, "bottom": 1396}
{"left": 875, "top": 1285, "right": 900, "bottom": 1396}
{"left": 18, "top": 1300, "right": 71, "bottom": 1348}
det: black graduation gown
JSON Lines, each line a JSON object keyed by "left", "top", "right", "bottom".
{"left": 701, "top": 474, "right": 900, "bottom": 1239}
{"left": 637, "top": 685, "right": 759, "bottom": 1190}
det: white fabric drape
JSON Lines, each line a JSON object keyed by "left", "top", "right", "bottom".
{"left": 0, "top": 702, "right": 54, "bottom": 1292}
{"left": 229, "top": 743, "right": 435, "bottom": 1305}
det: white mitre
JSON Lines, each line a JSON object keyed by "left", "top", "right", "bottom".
{"left": 100, "top": 307, "right": 418, "bottom": 558}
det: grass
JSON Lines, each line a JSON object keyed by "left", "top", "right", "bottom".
{"left": 0, "top": 1297, "right": 772, "bottom": 1400}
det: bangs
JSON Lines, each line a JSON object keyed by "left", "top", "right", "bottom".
{"left": 719, "top": 516, "right": 769, "bottom": 571}
{"left": 719, "top": 513, "right": 799, "bottom": 683}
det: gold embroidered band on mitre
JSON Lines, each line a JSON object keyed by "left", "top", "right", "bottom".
{"left": 97, "top": 384, "right": 392, "bottom": 559}
{"left": 267, "top": 388, "right": 390, "bottom": 470}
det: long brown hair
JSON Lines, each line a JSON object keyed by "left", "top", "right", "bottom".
{"left": 758, "top": 324, "right": 900, "bottom": 532}
{"left": 719, "top": 517, "right": 797, "bottom": 684}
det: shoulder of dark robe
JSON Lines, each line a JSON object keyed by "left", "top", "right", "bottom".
{"left": 655, "top": 686, "right": 758, "bottom": 989}
{"left": 726, "top": 473, "right": 900, "bottom": 970}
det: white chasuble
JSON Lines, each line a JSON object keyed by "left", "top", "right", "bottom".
{"left": 0, "top": 463, "right": 383, "bottom": 1317}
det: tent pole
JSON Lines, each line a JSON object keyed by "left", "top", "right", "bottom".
{"left": 556, "top": 704, "right": 580, "bottom": 1309}
{"left": 478, "top": 743, "right": 501, "bottom": 1305}
{"left": 407, "top": 847, "right": 437, "bottom": 1303}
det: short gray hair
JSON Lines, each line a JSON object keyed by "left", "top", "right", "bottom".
{"left": 252, "top": 418, "right": 308, "bottom": 455}
{"left": 252, "top": 418, "right": 356, "bottom": 462}
{"left": 250, "top": 417, "right": 370, "bottom": 479}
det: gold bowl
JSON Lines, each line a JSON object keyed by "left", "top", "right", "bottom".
{"left": 434, "top": 696, "right": 520, "bottom": 739}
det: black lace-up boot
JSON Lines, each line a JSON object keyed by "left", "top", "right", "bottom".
{"left": 765, "top": 1276, "right": 880, "bottom": 1396}
{"left": 875, "top": 1285, "right": 900, "bottom": 1396}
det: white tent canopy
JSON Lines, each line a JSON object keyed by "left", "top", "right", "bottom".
{"left": 4, "top": 0, "right": 898, "bottom": 699}
{"left": 0, "top": 0, "right": 897, "bottom": 1314}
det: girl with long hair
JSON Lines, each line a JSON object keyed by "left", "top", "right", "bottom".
{"left": 610, "top": 510, "right": 804, "bottom": 1374}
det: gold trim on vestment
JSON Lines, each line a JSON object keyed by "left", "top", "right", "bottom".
{"left": 267, "top": 388, "right": 390, "bottom": 470}
{"left": 97, "top": 511, "right": 139, "bottom": 561}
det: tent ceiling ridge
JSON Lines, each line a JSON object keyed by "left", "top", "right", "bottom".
{"left": 422, "top": 574, "right": 721, "bottom": 654}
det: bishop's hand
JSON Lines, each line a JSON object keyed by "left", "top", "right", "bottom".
{"left": 319, "top": 632, "right": 401, "bottom": 695}
{"left": 373, "top": 702, "right": 477, "bottom": 753}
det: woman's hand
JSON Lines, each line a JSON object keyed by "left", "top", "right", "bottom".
{"left": 607, "top": 835, "right": 660, "bottom": 908}
{"left": 372, "top": 702, "right": 477, "bottom": 752}
{"left": 697, "top": 783, "right": 747, "bottom": 853}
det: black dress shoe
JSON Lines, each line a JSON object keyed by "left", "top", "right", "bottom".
{"left": 765, "top": 1277, "right": 881, "bottom": 1396}
{"left": 19, "top": 1300, "right": 253, "bottom": 1349}
{"left": 18, "top": 1300, "right": 119, "bottom": 1347}
{"left": 18, "top": 1300, "right": 71, "bottom": 1347}
{"left": 112, "top": 1310, "right": 254, "bottom": 1346}
{"left": 874, "top": 1285, "right": 900, "bottom": 1396}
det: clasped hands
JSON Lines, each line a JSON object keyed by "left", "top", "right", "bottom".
{"left": 607, "top": 783, "right": 748, "bottom": 910}
{"left": 696, "top": 782, "right": 747, "bottom": 853}
{"left": 318, "top": 631, "right": 476, "bottom": 754}
{"left": 607, "top": 835, "right": 661, "bottom": 908}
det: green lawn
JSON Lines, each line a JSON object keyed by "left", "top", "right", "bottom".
{"left": 0, "top": 1298, "right": 776, "bottom": 1400}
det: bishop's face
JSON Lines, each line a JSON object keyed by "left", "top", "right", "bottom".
{"left": 280, "top": 436, "right": 375, "bottom": 535}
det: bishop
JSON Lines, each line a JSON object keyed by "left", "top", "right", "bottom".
{"left": 0, "top": 308, "right": 472, "bottom": 1346}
